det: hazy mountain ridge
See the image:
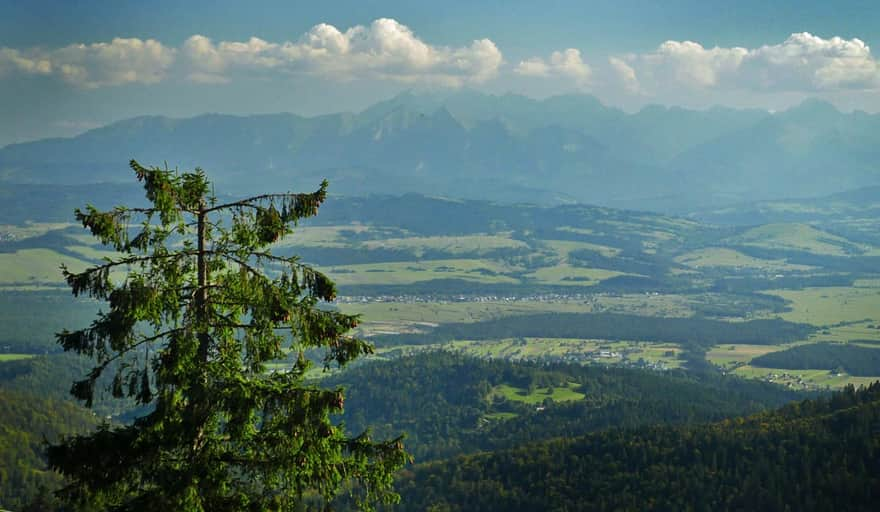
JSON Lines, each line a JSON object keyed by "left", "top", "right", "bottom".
{"left": 1, "top": 91, "right": 878, "bottom": 211}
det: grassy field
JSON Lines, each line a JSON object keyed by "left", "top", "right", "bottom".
{"left": 675, "top": 247, "right": 812, "bottom": 271}
{"left": 65, "top": 244, "right": 120, "bottom": 261}
{"left": 706, "top": 344, "right": 788, "bottom": 366}
{"left": 322, "top": 259, "right": 521, "bottom": 286}
{"left": 762, "top": 286, "right": 880, "bottom": 326}
{"left": 275, "top": 225, "right": 371, "bottom": 248}
{"left": 725, "top": 223, "right": 870, "bottom": 256}
{"left": 447, "top": 338, "right": 683, "bottom": 369}
{"left": 362, "top": 234, "right": 528, "bottom": 256}
{"left": 343, "top": 295, "right": 694, "bottom": 331}
{"left": 731, "top": 365, "right": 879, "bottom": 390}
{"left": 492, "top": 382, "right": 585, "bottom": 405}
{"left": 0, "top": 249, "right": 91, "bottom": 285}
{"left": 0, "top": 222, "right": 74, "bottom": 240}
{"left": 542, "top": 239, "right": 621, "bottom": 258}
{"left": 523, "top": 264, "right": 626, "bottom": 286}
{"left": 0, "top": 354, "right": 36, "bottom": 362}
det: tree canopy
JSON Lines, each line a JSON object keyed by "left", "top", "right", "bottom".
{"left": 47, "top": 160, "right": 408, "bottom": 511}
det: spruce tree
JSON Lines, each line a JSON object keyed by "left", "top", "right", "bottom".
{"left": 48, "top": 161, "right": 408, "bottom": 510}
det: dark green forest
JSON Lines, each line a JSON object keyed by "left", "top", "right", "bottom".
{"left": 328, "top": 352, "right": 805, "bottom": 462}
{"left": 392, "top": 383, "right": 880, "bottom": 511}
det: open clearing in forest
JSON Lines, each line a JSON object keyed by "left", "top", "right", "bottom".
{"left": 491, "top": 382, "right": 585, "bottom": 405}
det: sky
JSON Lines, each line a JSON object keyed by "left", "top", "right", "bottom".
{"left": 1, "top": 0, "right": 879, "bottom": 146}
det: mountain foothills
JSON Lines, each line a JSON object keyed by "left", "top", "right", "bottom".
{"left": 2, "top": 92, "right": 879, "bottom": 212}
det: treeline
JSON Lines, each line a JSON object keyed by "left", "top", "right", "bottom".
{"left": 327, "top": 352, "right": 804, "bottom": 462}
{"left": 392, "top": 382, "right": 880, "bottom": 511}
{"left": 372, "top": 313, "right": 816, "bottom": 349}
{"left": 752, "top": 342, "right": 880, "bottom": 376}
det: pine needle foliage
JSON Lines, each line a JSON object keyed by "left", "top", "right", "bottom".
{"left": 47, "top": 160, "right": 408, "bottom": 511}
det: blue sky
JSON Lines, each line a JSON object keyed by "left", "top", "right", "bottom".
{"left": 1, "top": 0, "right": 879, "bottom": 145}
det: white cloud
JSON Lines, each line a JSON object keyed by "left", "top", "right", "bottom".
{"left": 0, "top": 38, "right": 176, "bottom": 88}
{"left": 0, "top": 19, "right": 501, "bottom": 88}
{"left": 620, "top": 32, "right": 880, "bottom": 93}
{"left": 515, "top": 48, "right": 591, "bottom": 83}
{"left": 608, "top": 56, "right": 640, "bottom": 94}
{"left": 183, "top": 18, "right": 503, "bottom": 86}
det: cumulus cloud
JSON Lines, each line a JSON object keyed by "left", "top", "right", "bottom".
{"left": 514, "top": 48, "right": 591, "bottom": 83}
{"left": 0, "top": 38, "right": 175, "bottom": 88}
{"left": 608, "top": 56, "right": 640, "bottom": 94}
{"left": 619, "top": 32, "right": 880, "bottom": 93}
{"left": 0, "top": 19, "right": 501, "bottom": 88}
{"left": 183, "top": 18, "right": 503, "bottom": 86}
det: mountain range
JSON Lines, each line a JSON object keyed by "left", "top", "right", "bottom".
{"left": 2, "top": 91, "right": 878, "bottom": 212}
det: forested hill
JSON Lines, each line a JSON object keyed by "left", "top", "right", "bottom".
{"left": 393, "top": 382, "right": 880, "bottom": 511}
{"left": 327, "top": 352, "right": 804, "bottom": 462}
{"left": 0, "top": 389, "right": 98, "bottom": 511}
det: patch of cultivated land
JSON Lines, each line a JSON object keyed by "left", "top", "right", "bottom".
{"left": 675, "top": 247, "right": 812, "bottom": 271}
{"left": 362, "top": 234, "right": 528, "bottom": 255}
{"left": 523, "top": 264, "right": 627, "bottom": 286}
{"left": 276, "top": 225, "right": 372, "bottom": 248}
{"left": 0, "top": 354, "right": 36, "bottom": 362}
{"left": 447, "top": 338, "right": 683, "bottom": 369}
{"left": 342, "top": 296, "right": 695, "bottom": 328}
{"left": 706, "top": 344, "right": 788, "bottom": 366}
{"left": 726, "top": 223, "right": 869, "bottom": 256}
{"left": 763, "top": 286, "right": 880, "bottom": 325}
{"left": 542, "top": 238, "right": 621, "bottom": 258}
{"left": 0, "top": 249, "right": 91, "bottom": 284}
{"left": 322, "top": 259, "right": 521, "bottom": 285}
{"left": 731, "top": 365, "right": 878, "bottom": 390}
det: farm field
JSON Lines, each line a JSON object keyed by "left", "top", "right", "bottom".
{"left": 706, "top": 344, "right": 788, "bottom": 366}
{"left": 322, "top": 259, "right": 521, "bottom": 286}
{"left": 0, "top": 249, "right": 91, "bottom": 285}
{"left": 362, "top": 234, "right": 528, "bottom": 255}
{"left": 342, "top": 295, "right": 695, "bottom": 327}
{"left": 675, "top": 247, "right": 812, "bottom": 271}
{"left": 731, "top": 365, "right": 878, "bottom": 390}
{"left": 446, "top": 338, "right": 683, "bottom": 369}
{"left": 725, "top": 223, "right": 869, "bottom": 256}
{"left": 762, "top": 285, "right": 880, "bottom": 326}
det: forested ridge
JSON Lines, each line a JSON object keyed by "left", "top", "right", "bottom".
{"left": 329, "top": 352, "right": 804, "bottom": 462}
{"left": 751, "top": 342, "right": 880, "bottom": 376}
{"left": 392, "top": 382, "right": 880, "bottom": 511}
{"left": 0, "top": 389, "right": 97, "bottom": 511}
{"left": 372, "top": 313, "right": 816, "bottom": 348}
